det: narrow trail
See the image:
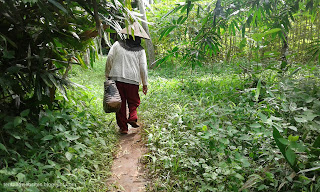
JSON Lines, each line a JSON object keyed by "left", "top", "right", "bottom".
{"left": 107, "top": 127, "right": 148, "bottom": 192}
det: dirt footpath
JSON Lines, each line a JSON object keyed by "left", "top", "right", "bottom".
{"left": 107, "top": 127, "right": 148, "bottom": 192}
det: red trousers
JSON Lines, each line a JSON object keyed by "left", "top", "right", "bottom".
{"left": 115, "top": 81, "right": 140, "bottom": 131}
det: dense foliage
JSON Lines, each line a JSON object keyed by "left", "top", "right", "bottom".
{"left": 141, "top": 62, "right": 320, "bottom": 191}
{"left": 1, "top": 0, "right": 319, "bottom": 191}
{"left": 0, "top": 0, "right": 131, "bottom": 191}
{"left": 150, "top": 0, "right": 320, "bottom": 68}
{"left": 139, "top": 0, "right": 320, "bottom": 191}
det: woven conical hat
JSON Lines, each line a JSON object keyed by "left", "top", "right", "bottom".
{"left": 120, "top": 22, "right": 150, "bottom": 40}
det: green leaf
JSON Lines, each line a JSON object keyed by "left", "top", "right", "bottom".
{"left": 172, "top": 46, "right": 179, "bottom": 52}
{"left": 48, "top": 160, "right": 56, "bottom": 166}
{"left": 0, "top": 143, "right": 9, "bottom": 153}
{"left": 252, "top": 33, "right": 263, "bottom": 41}
{"left": 159, "top": 25, "right": 177, "bottom": 41}
{"left": 180, "top": 3, "right": 188, "bottom": 14}
{"left": 264, "top": 28, "right": 281, "bottom": 36}
{"left": 313, "top": 135, "right": 320, "bottom": 148}
{"left": 20, "top": 109, "right": 30, "bottom": 117}
{"left": 273, "top": 128, "right": 299, "bottom": 172}
{"left": 285, "top": 148, "right": 296, "bottom": 167}
{"left": 235, "top": 173, "right": 245, "bottom": 180}
{"left": 220, "top": 138, "right": 230, "bottom": 145}
{"left": 270, "top": 116, "right": 282, "bottom": 121}
{"left": 77, "top": 53, "right": 87, "bottom": 69}
{"left": 60, "top": 175, "right": 68, "bottom": 182}
{"left": 290, "top": 142, "right": 306, "bottom": 152}
{"left": 16, "top": 173, "right": 26, "bottom": 182}
{"left": 239, "top": 135, "right": 251, "bottom": 140}
{"left": 240, "top": 38, "right": 247, "bottom": 49}
{"left": 42, "top": 135, "right": 54, "bottom": 141}
{"left": 65, "top": 133, "right": 80, "bottom": 141}
{"left": 202, "top": 125, "right": 208, "bottom": 131}
{"left": 26, "top": 123, "right": 37, "bottom": 133}
{"left": 65, "top": 152, "right": 73, "bottom": 161}
{"left": 303, "top": 110, "right": 318, "bottom": 121}
{"left": 288, "top": 126, "right": 297, "bottom": 132}
{"left": 294, "top": 116, "right": 308, "bottom": 123}
{"left": 288, "top": 135, "right": 299, "bottom": 142}
{"left": 99, "top": 138, "right": 106, "bottom": 146}
{"left": 265, "top": 172, "right": 274, "bottom": 180}
{"left": 105, "top": 28, "right": 116, "bottom": 33}
{"left": 59, "top": 141, "right": 69, "bottom": 149}
{"left": 3, "top": 50, "right": 15, "bottom": 59}
{"left": 25, "top": 187, "right": 40, "bottom": 192}
{"left": 162, "top": 4, "right": 183, "bottom": 18}
{"left": 25, "top": 142, "right": 33, "bottom": 149}
{"left": 11, "top": 133, "right": 21, "bottom": 139}
{"left": 278, "top": 138, "right": 289, "bottom": 145}
{"left": 249, "top": 123, "right": 261, "bottom": 128}
{"left": 48, "top": 0, "right": 68, "bottom": 13}
{"left": 298, "top": 166, "right": 320, "bottom": 174}
{"left": 14, "top": 117, "right": 23, "bottom": 127}
{"left": 39, "top": 116, "right": 50, "bottom": 125}
{"left": 77, "top": 111, "right": 86, "bottom": 117}
{"left": 259, "top": 113, "right": 268, "bottom": 122}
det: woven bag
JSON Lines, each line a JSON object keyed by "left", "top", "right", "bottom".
{"left": 103, "top": 80, "right": 122, "bottom": 113}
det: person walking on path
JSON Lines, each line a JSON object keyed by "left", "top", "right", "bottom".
{"left": 105, "top": 22, "right": 150, "bottom": 134}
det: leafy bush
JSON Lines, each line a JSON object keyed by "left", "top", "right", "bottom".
{"left": 0, "top": 60, "right": 118, "bottom": 191}
{"left": 141, "top": 63, "right": 320, "bottom": 191}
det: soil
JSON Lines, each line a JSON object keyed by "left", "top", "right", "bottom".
{"left": 107, "top": 127, "right": 148, "bottom": 192}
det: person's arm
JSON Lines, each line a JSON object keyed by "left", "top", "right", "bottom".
{"left": 139, "top": 50, "right": 148, "bottom": 95}
{"left": 143, "top": 85, "right": 148, "bottom": 95}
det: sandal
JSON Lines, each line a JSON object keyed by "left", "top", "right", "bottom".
{"left": 128, "top": 121, "right": 139, "bottom": 128}
{"left": 120, "top": 130, "right": 128, "bottom": 134}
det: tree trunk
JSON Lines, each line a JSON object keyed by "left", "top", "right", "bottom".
{"left": 137, "top": 0, "right": 156, "bottom": 68}
{"left": 280, "top": 31, "right": 289, "bottom": 72}
{"left": 310, "top": 17, "right": 313, "bottom": 43}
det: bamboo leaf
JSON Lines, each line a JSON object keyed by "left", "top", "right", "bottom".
{"left": 264, "top": 28, "right": 282, "bottom": 36}
{"left": 159, "top": 25, "right": 177, "bottom": 41}
{"left": 162, "top": 5, "right": 183, "bottom": 18}
{"left": 48, "top": 0, "right": 68, "bottom": 14}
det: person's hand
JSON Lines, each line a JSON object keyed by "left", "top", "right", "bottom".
{"left": 143, "top": 85, "right": 148, "bottom": 95}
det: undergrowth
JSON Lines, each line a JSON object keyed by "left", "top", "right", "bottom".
{"left": 141, "top": 62, "right": 320, "bottom": 191}
{"left": 0, "top": 57, "right": 118, "bottom": 191}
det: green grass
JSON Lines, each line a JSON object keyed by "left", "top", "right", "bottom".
{"left": 68, "top": 56, "right": 120, "bottom": 191}
{"left": 140, "top": 64, "right": 320, "bottom": 191}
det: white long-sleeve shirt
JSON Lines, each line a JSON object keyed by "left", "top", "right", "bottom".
{"left": 105, "top": 41, "right": 148, "bottom": 86}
